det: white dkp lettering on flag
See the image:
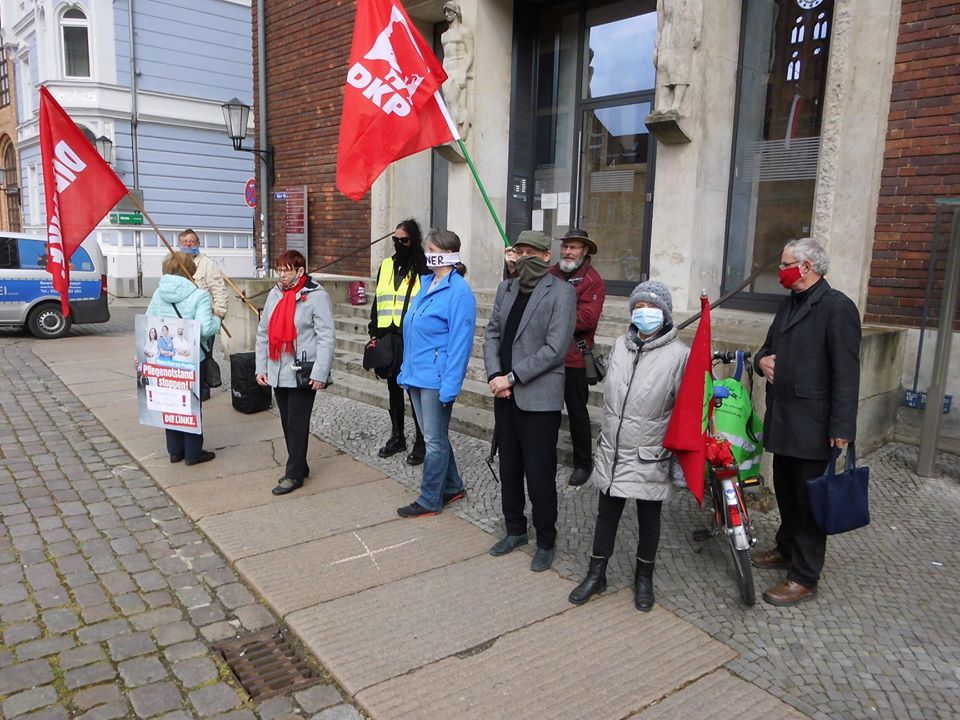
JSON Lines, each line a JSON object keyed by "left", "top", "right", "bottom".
{"left": 52, "top": 140, "right": 88, "bottom": 193}
{"left": 346, "top": 7, "right": 428, "bottom": 117}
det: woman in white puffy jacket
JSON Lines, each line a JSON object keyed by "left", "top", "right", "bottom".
{"left": 568, "top": 280, "right": 688, "bottom": 613}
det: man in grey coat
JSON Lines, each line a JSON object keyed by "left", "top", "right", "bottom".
{"left": 483, "top": 231, "right": 577, "bottom": 572}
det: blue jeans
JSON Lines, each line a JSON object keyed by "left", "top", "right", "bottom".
{"left": 408, "top": 387, "right": 463, "bottom": 512}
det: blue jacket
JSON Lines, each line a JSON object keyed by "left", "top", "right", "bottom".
{"left": 397, "top": 271, "right": 476, "bottom": 403}
{"left": 146, "top": 275, "right": 221, "bottom": 360}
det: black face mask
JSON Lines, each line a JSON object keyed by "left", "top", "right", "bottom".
{"left": 393, "top": 239, "right": 411, "bottom": 260}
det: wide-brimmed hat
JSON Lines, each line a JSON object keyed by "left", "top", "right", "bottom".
{"left": 561, "top": 228, "right": 598, "bottom": 255}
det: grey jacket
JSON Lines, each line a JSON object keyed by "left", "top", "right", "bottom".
{"left": 593, "top": 326, "right": 688, "bottom": 501}
{"left": 255, "top": 278, "right": 335, "bottom": 388}
{"left": 483, "top": 274, "right": 576, "bottom": 412}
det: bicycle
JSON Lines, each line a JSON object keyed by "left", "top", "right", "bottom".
{"left": 692, "top": 349, "right": 759, "bottom": 607}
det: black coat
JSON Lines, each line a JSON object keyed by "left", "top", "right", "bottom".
{"left": 754, "top": 279, "right": 861, "bottom": 461}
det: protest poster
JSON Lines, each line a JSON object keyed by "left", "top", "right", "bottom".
{"left": 135, "top": 314, "right": 202, "bottom": 434}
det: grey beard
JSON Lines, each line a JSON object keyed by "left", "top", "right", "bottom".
{"left": 559, "top": 258, "right": 582, "bottom": 273}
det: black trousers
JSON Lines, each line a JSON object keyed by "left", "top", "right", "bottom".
{"left": 772, "top": 454, "right": 829, "bottom": 588}
{"left": 386, "top": 373, "right": 423, "bottom": 443}
{"left": 274, "top": 387, "right": 317, "bottom": 482}
{"left": 165, "top": 363, "right": 206, "bottom": 461}
{"left": 495, "top": 397, "right": 561, "bottom": 550}
{"left": 592, "top": 491, "right": 663, "bottom": 562}
{"left": 564, "top": 366, "right": 593, "bottom": 470}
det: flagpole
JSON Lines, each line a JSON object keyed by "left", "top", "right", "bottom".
{"left": 124, "top": 192, "right": 255, "bottom": 337}
{"left": 456, "top": 139, "right": 510, "bottom": 248}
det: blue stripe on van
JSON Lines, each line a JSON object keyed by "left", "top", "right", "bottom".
{"left": 0, "top": 279, "right": 102, "bottom": 303}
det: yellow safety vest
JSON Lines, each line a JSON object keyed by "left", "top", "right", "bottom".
{"left": 375, "top": 259, "right": 420, "bottom": 328}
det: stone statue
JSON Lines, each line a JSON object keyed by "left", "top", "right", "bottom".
{"left": 441, "top": 1, "right": 474, "bottom": 140}
{"left": 652, "top": 0, "right": 703, "bottom": 116}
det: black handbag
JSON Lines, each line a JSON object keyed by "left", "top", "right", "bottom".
{"left": 807, "top": 443, "right": 870, "bottom": 535}
{"left": 202, "top": 340, "right": 222, "bottom": 388}
{"left": 364, "top": 269, "right": 416, "bottom": 379}
{"left": 292, "top": 351, "right": 315, "bottom": 390}
{"left": 576, "top": 335, "right": 607, "bottom": 386}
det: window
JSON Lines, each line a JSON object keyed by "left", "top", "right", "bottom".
{"left": 61, "top": 8, "right": 91, "bottom": 78}
{"left": 0, "top": 56, "right": 10, "bottom": 107}
{"left": 722, "top": 0, "right": 834, "bottom": 306}
{"left": 3, "top": 144, "right": 21, "bottom": 232}
{"left": 0, "top": 237, "right": 19, "bottom": 269}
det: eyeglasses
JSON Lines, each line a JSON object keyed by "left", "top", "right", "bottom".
{"left": 778, "top": 260, "right": 801, "bottom": 270}
{"left": 392, "top": 235, "right": 411, "bottom": 245}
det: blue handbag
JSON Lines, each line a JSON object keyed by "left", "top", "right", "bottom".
{"left": 807, "top": 442, "right": 870, "bottom": 535}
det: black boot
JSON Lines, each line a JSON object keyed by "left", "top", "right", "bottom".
{"left": 634, "top": 558, "right": 654, "bottom": 612}
{"left": 378, "top": 407, "right": 406, "bottom": 458}
{"left": 568, "top": 555, "right": 608, "bottom": 605}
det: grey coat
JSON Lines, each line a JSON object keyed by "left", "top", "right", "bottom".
{"left": 255, "top": 278, "right": 335, "bottom": 388}
{"left": 483, "top": 274, "right": 576, "bottom": 412}
{"left": 593, "top": 326, "right": 688, "bottom": 501}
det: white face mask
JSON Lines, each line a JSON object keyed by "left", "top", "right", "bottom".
{"left": 425, "top": 252, "right": 460, "bottom": 268}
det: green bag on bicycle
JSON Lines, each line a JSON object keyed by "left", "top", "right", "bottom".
{"left": 712, "top": 376, "right": 764, "bottom": 481}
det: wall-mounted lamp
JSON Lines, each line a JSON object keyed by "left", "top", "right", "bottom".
{"left": 94, "top": 135, "right": 114, "bottom": 167}
{"left": 221, "top": 97, "right": 274, "bottom": 184}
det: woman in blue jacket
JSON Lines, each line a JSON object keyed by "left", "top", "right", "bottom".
{"left": 396, "top": 229, "right": 476, "bottom": 517}
{"left": 146, "top": 252, "right": 221, "bottom": 466}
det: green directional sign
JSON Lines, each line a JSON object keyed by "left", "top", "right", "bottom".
{"left": 109, "top": 212, "right": 144, "bottom": 225}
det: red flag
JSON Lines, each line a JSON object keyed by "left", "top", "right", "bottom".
{"left": 663, "top": 294, "right": 712, "bottom": 506}
{"left": 39, "top": 86, "right": 127, "bottom": 315}
{"left": 336, "top": 0, "right": 458, "bottom": 202}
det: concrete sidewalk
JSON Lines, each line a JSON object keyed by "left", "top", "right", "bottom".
{"left": 31, "top": 333, "right": 810, "bottom": 719}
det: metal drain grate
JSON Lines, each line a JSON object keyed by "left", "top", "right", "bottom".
{"left": 215, "top": 625, "right": 322, "bottom": 700}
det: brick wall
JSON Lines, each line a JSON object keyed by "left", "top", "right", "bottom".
{"left": 867, "top": 0, "right": 960, "bottom": 325}
{"left": 253, "top": 1, "right": 371, "bottom": 276}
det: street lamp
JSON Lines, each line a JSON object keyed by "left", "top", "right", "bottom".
{"left": 94, "top": 135, "right": 114, "bottom": 167}
{"left": 221, "top": 97, "right": 274, "bottom": 182}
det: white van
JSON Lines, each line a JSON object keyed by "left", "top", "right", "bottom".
{"left": 0, "top": 232, "right": 110, "bottom": 339}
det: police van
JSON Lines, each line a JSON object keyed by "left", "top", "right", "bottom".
{"left": 0, "top": 232, "right": 109, "bottom": 339}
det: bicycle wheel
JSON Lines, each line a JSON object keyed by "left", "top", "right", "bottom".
{"left": 728, "top": 541, "right": 756, "bottom": 606}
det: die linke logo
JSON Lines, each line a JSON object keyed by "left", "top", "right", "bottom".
{"left": 346, "top": 8, "right": 429, "bottom": 117}
{"left": 47, "top": 140, "right": 88, "bottom": 275}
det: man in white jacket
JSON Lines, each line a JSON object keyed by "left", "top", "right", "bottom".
{"left": 178, "top": 229, "right": 228, "bottom": 399}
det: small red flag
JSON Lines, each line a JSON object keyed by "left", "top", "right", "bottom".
{"left": 336, "top": 0, "right": 458, "bottom": 202}
{"left": 663, "top": 294, "right": 712, "bottom": 506}
{"left": 39, "top": 86, "right": 127, "bottom": 316}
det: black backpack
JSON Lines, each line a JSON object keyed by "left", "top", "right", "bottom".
{"left": 230, "top": 352, "right": 272, "bottom": 414}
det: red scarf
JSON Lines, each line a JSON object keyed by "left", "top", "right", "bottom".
{"left": 268, "top": 275, "right": 307, "bottom": 361}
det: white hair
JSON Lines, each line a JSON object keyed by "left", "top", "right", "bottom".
{"left": 785, "top": 237, "right": 829, "bottom": 275}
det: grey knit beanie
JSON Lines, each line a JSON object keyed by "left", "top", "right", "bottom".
{"left": 629, "top": 281, "right": 673, "bottom": 326}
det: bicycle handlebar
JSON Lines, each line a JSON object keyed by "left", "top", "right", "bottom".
{"left": 713, "top": 350, "right": 752, "bottom": 364}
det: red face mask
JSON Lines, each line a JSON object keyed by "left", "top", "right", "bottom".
{"left": 778, "top": 264, "right": 803, "bottom": 290}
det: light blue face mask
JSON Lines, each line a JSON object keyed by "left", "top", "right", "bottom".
{"left": 632, "top": 307, "right": 663, "bottom": 336}
{"left": 183, "top": 246, "right": 200, "bottom": 257}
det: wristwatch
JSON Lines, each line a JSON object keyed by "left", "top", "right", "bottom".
{"left": 506, "top": 371, "right": 516, "bottom": 385}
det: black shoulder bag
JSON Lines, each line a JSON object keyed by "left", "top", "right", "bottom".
{"left": 576, "top": 334, "right": 607, "bottom": 386}
{"left": 171, "top": 303, "right": 222, "bottom": 388}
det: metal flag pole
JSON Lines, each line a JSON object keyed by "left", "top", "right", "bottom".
{"left": 457, "top": 139, "right": 510, "bottom": 249}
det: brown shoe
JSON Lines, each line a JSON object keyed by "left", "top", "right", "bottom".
{"left": 752, "top": 547, "right": 790, "bottom": 570}
{"left": 762, "top": 580, "right": 817, "bottom": 607}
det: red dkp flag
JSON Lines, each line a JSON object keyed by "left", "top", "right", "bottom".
{"left": 39, "top": 86, "right": 127, "bottom": 315}
{"left": 663, "top": 294, "right": 713, "bottom": 506}
{"left": 336, "top": 0, "right": 458, "bottom": 201}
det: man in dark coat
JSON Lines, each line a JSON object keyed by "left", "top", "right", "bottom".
{"left": 549, "top": 229, "right": 605, "bottom": 486}
{"left": 752, "top": 237, "right": 861, "bottom": 607}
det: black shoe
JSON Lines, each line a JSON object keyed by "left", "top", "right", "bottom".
{"left": 406, "top": 441, "right": 426, "bottom": 466}
{"left": 442, "top": 489, "right": 466, "bottom": 507}
{"left": 568, "top": 555, "right": 608, "bottom": 605}
{"left": 184, "top": 450, "right": 215, "bottom": 466}
{"left": 397, "top": 502, "right": 439, "bottom": 518}
{"left": 272, "top": 478, "right": 303, "bottom": 496}
{"left": 489, "top": 534, "right": 528, "bottom": 556}
{"left": 568, "top": 466, "right": 592, "bottom": 487}
{"left": 530, "top": 547, "right": 555, "bottom": 572}
{"left": 378, "top": 435, "right": 406, "bottom": 458}
{"left": 169, "top": 454, "right": 184, "bottom": 464}
{"left": 635, "top": 559, "right": 655, "bottom": 612}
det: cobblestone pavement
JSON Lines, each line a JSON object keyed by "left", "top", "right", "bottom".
{"left": 308, "top": 384, "right": 960, "bottom": 720}
{"left": 0, "top": 313, "right": 362, "bottom": 719}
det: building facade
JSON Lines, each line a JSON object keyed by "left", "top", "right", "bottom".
{"left": 0, "top": 12, "right": 21, "bottom": 233}
{"left": 7, "top": 0, "right": 256, "bottom": 296}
